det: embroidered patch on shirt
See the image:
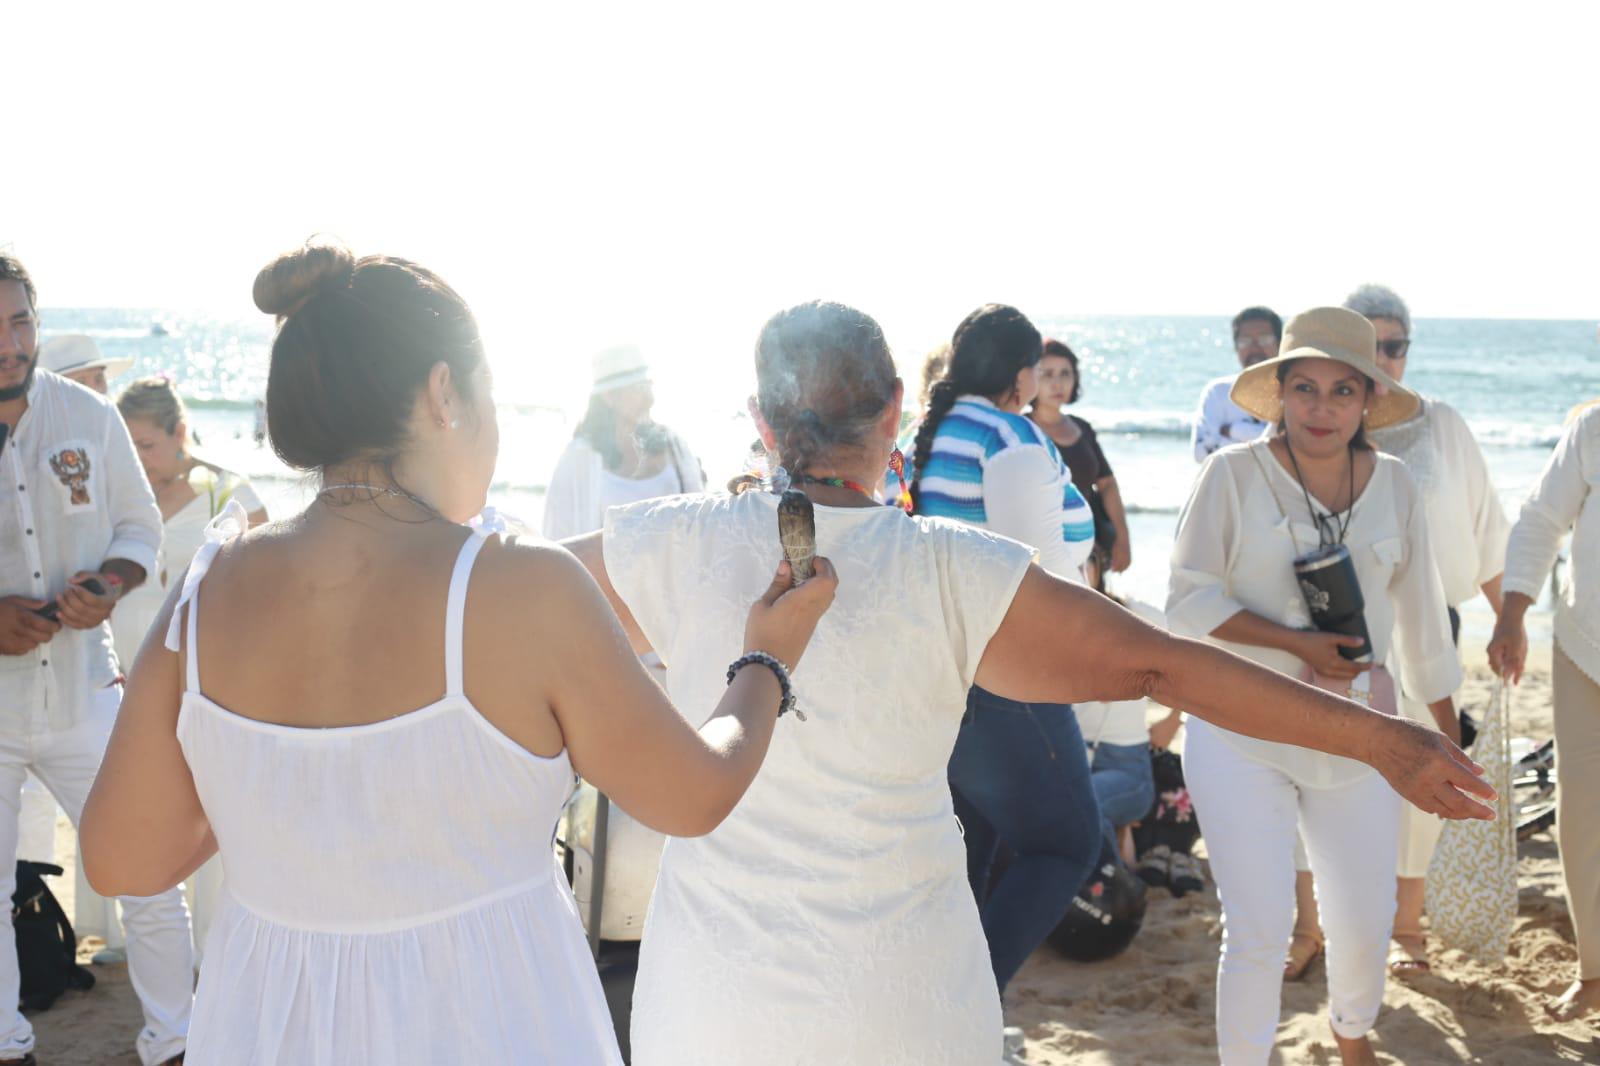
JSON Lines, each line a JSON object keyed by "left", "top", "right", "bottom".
{"left": 49, "top": 447, "right": 93, "bottom": 506}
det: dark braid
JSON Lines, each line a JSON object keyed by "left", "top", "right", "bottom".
{"left": 907, "top": 303, "right": 1043, "bottom": 514}
{"left": 909, "top": 380, "right": 960, "bottom": 513}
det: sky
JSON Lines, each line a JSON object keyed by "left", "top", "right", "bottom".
{"left": 7, "top": 1, "right": 1599, "bottom": 394}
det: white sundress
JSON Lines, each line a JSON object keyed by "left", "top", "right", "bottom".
{"left": 604, "top": 490, "right": 1035, "bottom": 1066}
{"left": 171, "top": 504, "right": 622, "bottom": 1065}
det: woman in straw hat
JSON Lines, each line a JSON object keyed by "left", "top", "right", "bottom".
{"left": 542, "top": 344, "right": 705, "bottom": 541}
{"left": 1167, "top": 307, "right": 1462, "bottom": 1065}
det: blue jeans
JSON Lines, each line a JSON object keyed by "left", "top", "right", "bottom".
{"left": 948, "top": 687, "right": 1102, "bottom": 993}
{"left": 1089, "top": 741, "right": 1155, "bottom": 855}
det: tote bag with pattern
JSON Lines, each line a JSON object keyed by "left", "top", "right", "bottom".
{"left": 1424, "top": 680, "right": 1518, "bottom": 963}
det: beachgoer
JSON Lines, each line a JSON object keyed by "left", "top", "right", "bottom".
{"left": 1489, "top": 399, "right": 1600, "bottom": 1023}
{"left": 1192, "top": 306, "right": 1281, "bottom": 461}
{"left": 78, "top": 238, "right": 838, "bottom": 1065}
{"left": 1169, "top": 307, "right": 1462, "bottom": 1065}
{"left": 1075, "top": 549, "right": 1172, "bottom": 864}
{"left": 566, "top": 299, "right": 1494, "bottom": 1066}
{"left": 107, "top": 375, "right": 268, "bottom": 958}
{"left": 0, "top": 254, "right": 194, "bottom": 1066}
{"left": 909, "top": 304, "right": 1099, "bottom": 994}
{"left": 1029, "top": 338, "right": 1133, "bottom": 572}
{"left": 1346, "top": 283, "right": 1510, "bottom": 975}
{"left": 36, "top": 333, "right": 133, "bottom": 397}
{"left": 541, "top": 345, "right": 705, "bottom": 541}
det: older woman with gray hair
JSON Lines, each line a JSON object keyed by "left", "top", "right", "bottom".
{"left": 1341, "top": 283, "right": 1511, "bottom": 976}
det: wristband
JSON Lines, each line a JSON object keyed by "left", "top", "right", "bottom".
{"left": 726, "top": 651, "right": 803, "bottom": 721}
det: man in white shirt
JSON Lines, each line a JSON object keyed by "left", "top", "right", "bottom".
{"left": 1190, "top": 306, "right": 1281, "bottom": 462}
{"left": 0, "top": 255, "right": 192, "bottom": 1066}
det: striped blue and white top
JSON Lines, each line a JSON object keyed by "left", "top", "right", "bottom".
{"left": 913, "top": 396, "right": 1095, "bottom": 579}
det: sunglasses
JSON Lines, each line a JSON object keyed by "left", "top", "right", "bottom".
{"left": 1375, "top": 338, "right": 1411, "bottom": 359}
{"left": 1235, "top": 334, "right": 1278, "bottom": 350}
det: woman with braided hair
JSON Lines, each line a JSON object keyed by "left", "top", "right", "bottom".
{"left": 906, "top": 303, "right": 1100, "bottom": 996}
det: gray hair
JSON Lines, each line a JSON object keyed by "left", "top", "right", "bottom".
{"left": 1343, "top": 283, "right": 1411, "bottom": 337}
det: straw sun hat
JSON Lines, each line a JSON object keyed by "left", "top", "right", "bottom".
{"left": 1229, "top": 306, "right": 1419, "bottom": 430}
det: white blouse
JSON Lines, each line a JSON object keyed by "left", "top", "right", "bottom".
{"left": 1167, "top": 439, "right": 1461, "bottom": 788}
{"left": 1369, "top": 397, "right": 1509, "bottom": 608}
{"left": 1504, "top": 405, "right": 1600, "bottom": 684}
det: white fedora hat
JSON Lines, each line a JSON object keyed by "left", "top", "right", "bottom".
{"left": 38, "top": 334, "right": 135, "bottom": 380}
{"left": 591, "top": 344, "right": 651, "bottom": 395}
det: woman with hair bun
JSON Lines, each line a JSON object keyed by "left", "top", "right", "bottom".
{"left": 77, "top": 238, "right": 839, "bottom": 1065}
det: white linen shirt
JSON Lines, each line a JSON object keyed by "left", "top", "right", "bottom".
{"left": 1191, "top": 375, "right": 1270, "bottom": 462}
{"left": 1503, "top": 405, "right": 1600, "bottom": 685}
{"left": 1166, "top": 440, "right": 1461, "bottom": 788}
{"left": 1369, "top": 397, "right": 1510, "bottom": 608}
{"left": 0, "top": 370, "right": 161, "bottom": 730}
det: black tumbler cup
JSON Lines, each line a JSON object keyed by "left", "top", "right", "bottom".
{"left": 1292, "top": 543, "right": 1373, "bottom": 662}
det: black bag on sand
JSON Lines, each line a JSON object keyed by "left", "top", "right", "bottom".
{"left": 1048, "top": 836, "right": 1148, "bottom": 963}
{"left": 12, "top": 861, "right": 95, "bottom": 1011}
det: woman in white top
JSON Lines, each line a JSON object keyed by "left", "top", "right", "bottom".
{"left": 1489, "top": 399, "right": 1600, "bottom": 1022}
{"left": 1345, "top": 284, "right": 1511, "bottom": 974}
{"left": 1167, "top": 307, "right": 1462, "bottom": 1066}
{"left": 75, "top": 377, "right": 271, "bottom": 962}
{"left": 75, "top": 239, "right": 839, "bottom": 1065}
{"left": 113, "top": 376, "right": 269, "bottom": 667}
{"left": 541, "top": 345, "right": 704, "bottom": 542}
{"left": 564, "top": 300, "right": 1493, "bottom": 1066}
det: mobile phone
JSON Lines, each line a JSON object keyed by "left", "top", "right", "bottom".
{"left": 33, "top": 577, "right": 108, "bottom": 623}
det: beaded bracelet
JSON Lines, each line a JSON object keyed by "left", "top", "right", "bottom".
{"left": 726, "top": 651, "right": 804, "bottom": 721}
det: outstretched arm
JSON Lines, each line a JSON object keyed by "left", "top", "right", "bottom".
{"left": 976, "top": 566, "right": 1495, "bottom": 820}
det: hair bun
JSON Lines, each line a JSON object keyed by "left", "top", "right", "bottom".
{"left": 252, "top": 236, "right": 356, "bottom": 317}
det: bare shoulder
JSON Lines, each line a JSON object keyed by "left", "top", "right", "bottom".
{"left": 473, "top": 534, "right": 608, "bottom": 627}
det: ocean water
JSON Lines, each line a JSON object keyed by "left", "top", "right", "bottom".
{"left": 41, "top": 309, "right": 1594, "bottom": 640}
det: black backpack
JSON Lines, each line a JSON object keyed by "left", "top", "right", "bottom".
{"left": 12, "top": 861, "right": 95, "bottom": 1011}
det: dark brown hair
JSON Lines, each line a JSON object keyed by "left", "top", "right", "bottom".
{"left": 910, "top": 304, "right": 1042, "bottom": 510}
{"left": 751, "top": 301, "right": 897, "bottom": 479}
{"left": 255, "top": 238, "right": 485, "bottom": 471}
{"left": 0, "top": 254, "right": 37, "bottom": 309}
{"left": 1040, "top": 338, "right": 1082, "bottom": 404}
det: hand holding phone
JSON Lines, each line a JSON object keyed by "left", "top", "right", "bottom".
{"left": 35, "top": 577, "right": 108, "bottom": 625}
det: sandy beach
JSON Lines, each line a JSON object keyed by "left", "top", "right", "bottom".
{"left": 1008, "top": 645, "right": 1600, "bottom": 1065}
{"left": 22, "top": 648, "right": 1598, "bottom": 1065}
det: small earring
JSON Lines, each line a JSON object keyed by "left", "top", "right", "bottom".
{"left": 450, "top": 419, "right": 460, "bottom": 430}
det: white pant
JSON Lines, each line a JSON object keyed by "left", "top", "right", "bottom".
{"left": 15, "top": 773, "right": 57, "bottom": 864}
{"left": 1185, "top": 723, "right": 1400, "bottom": 1065}
{"left": 0, "top": 685, "right": 194, "bottom": 1065}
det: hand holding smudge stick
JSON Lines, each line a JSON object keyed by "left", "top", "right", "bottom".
{"left": 777, "top": 490, "right": 817, "bottom": 585}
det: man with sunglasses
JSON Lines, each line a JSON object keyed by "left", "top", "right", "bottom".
{"left": 1191, "top": 305, "right": 1282, "bottom": 461}
{"left": 0, "top": 254, "right": 194, "bottom": 1066}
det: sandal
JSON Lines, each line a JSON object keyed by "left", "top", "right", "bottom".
{"left": 1136, "top": 845, "right": 1172, "bottom": 889}
{"left": 1387, "top": 932, "right": 1431, "bottom": 975}
{"left": 1283, "top": 931, "right": 1324, "bottom": 982}
{"left": 1167, "top": 851, "right": 1204, "bottom": 898}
